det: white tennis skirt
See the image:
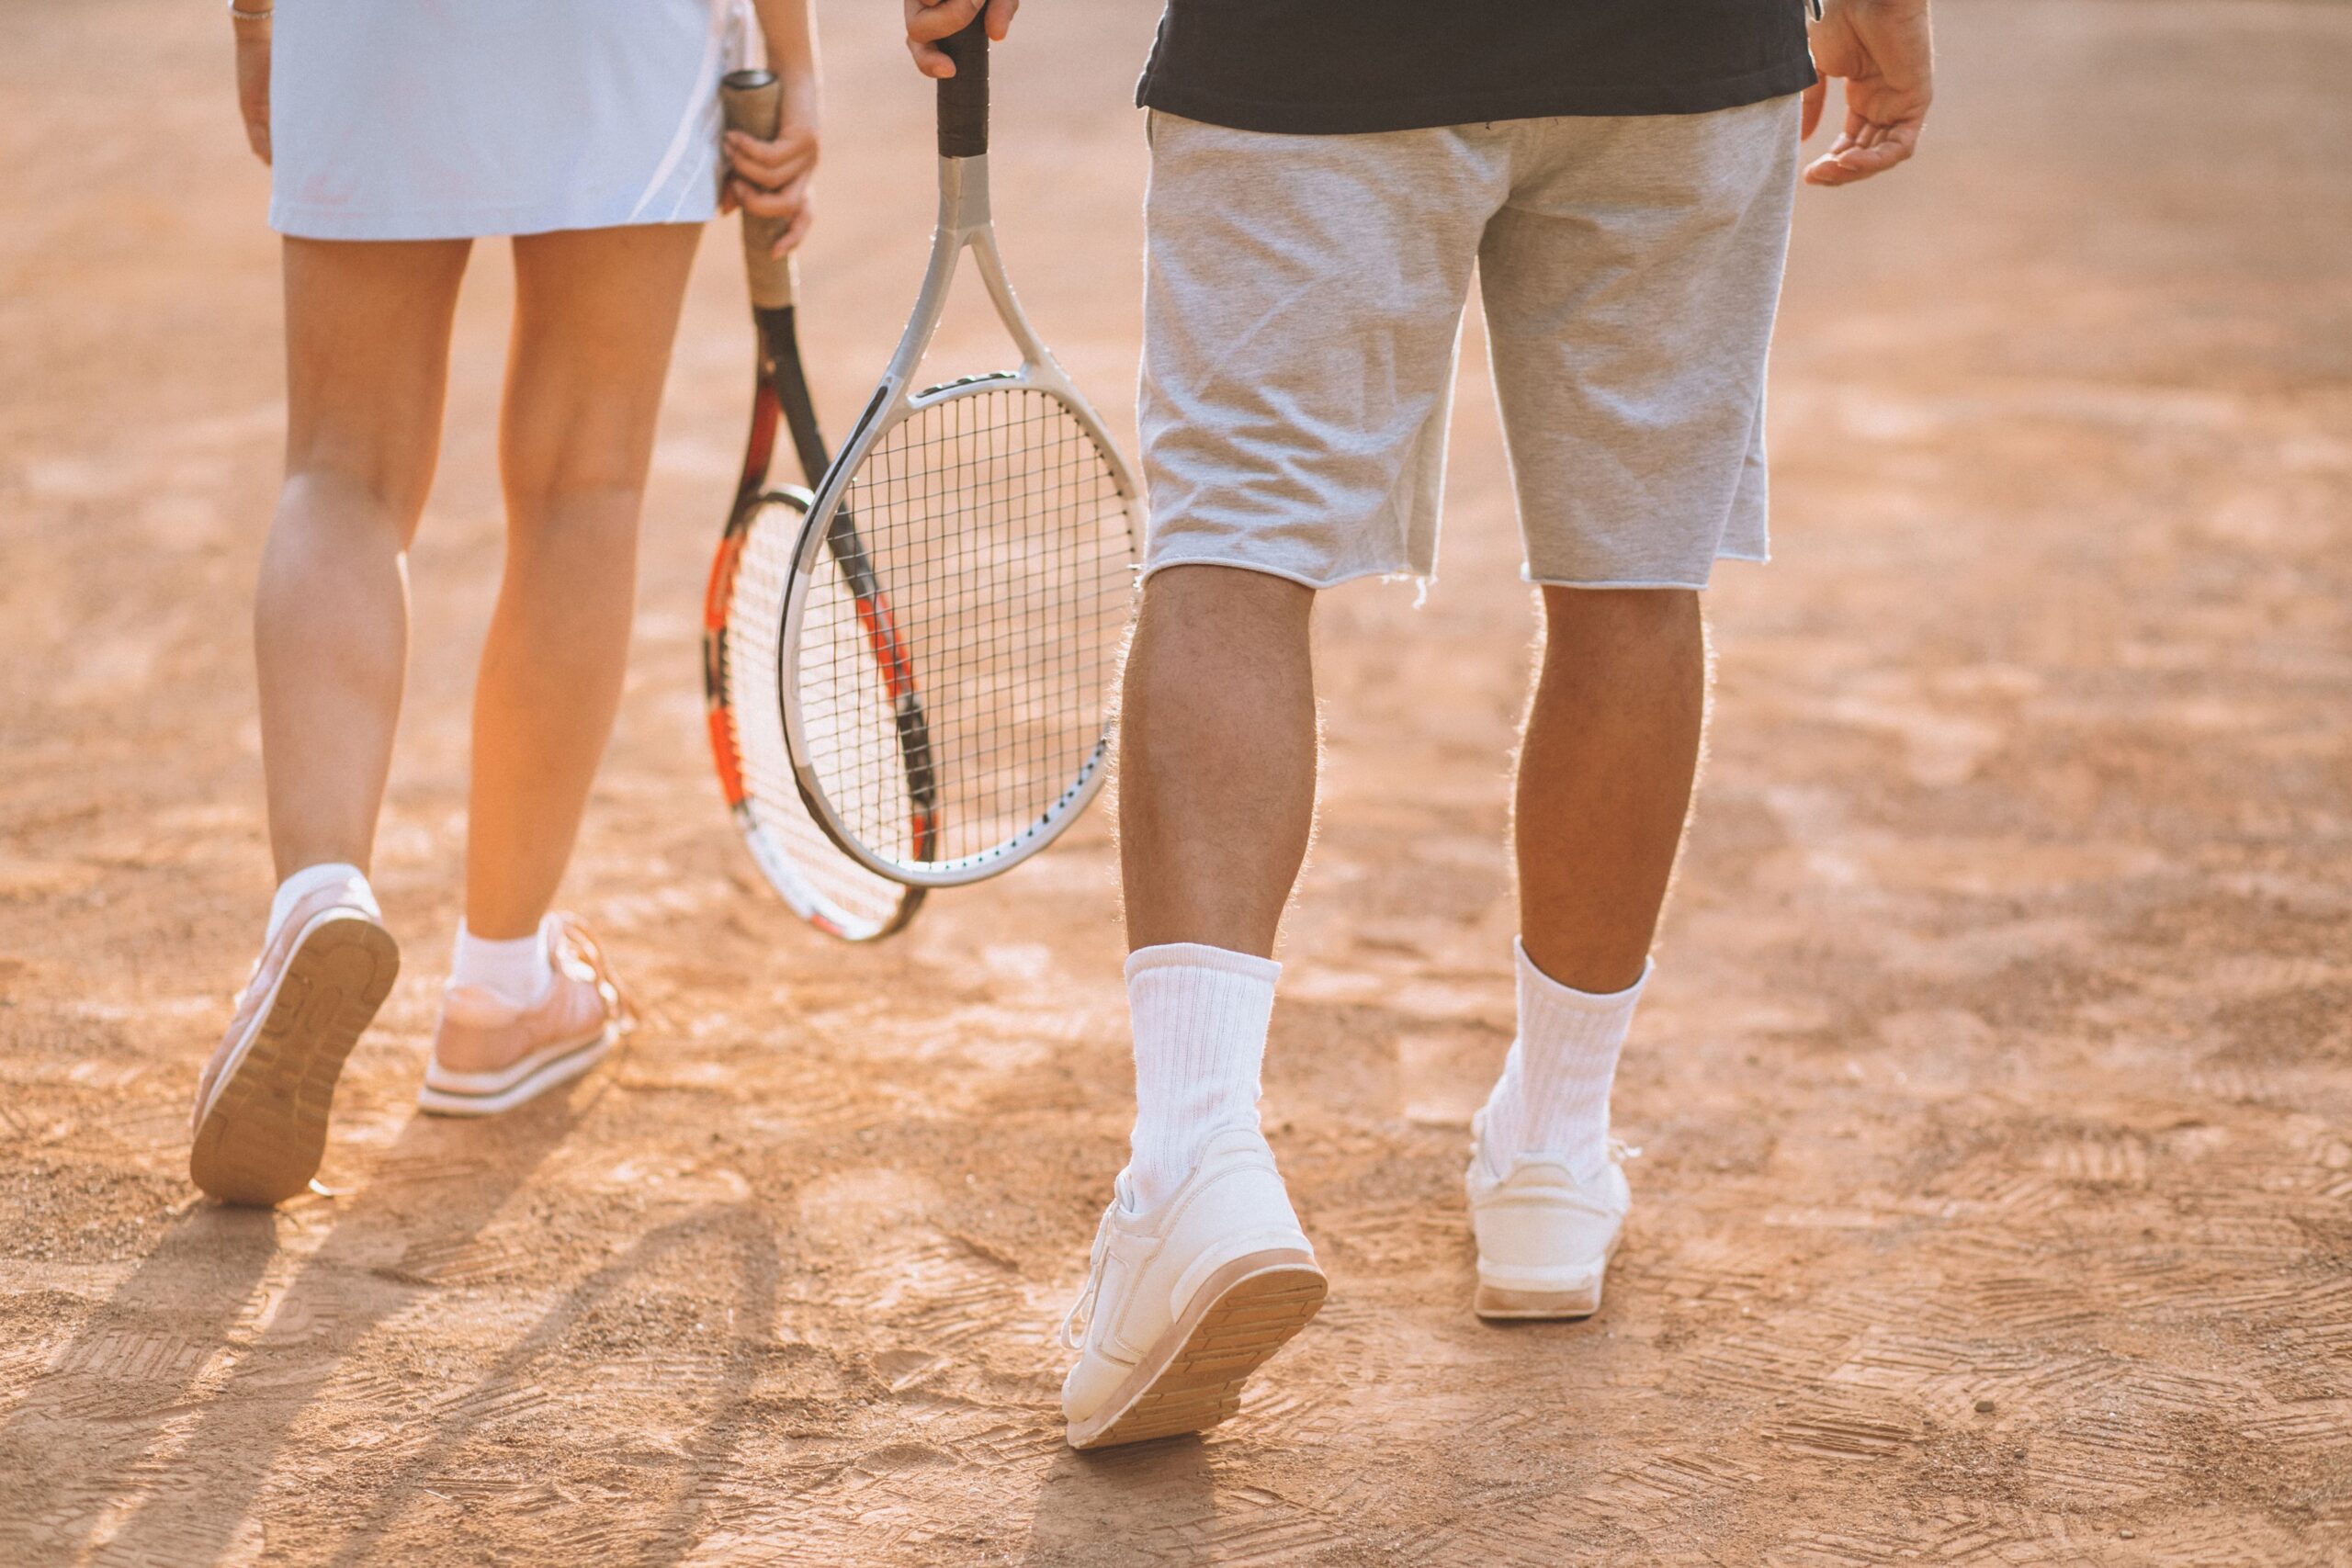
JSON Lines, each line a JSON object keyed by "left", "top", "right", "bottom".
{"left": 269, "top": 0, "right": 752, "bottom": 241}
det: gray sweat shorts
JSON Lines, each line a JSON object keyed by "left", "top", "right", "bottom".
{"left": 1139, "top": 96, "right": 1803, "bottom": 591}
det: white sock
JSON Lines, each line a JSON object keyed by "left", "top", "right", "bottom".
{"left": 1477, "top": 940, "right": 1649, "bottom": 1183}
{"left": 266, "top": 863, "right": 376, "bottom": 942}
{"left": 1125, "top": 942, "right": 1282, "bottom": 1213}
{"left": 448, "top": 919, "right": 555, "bottom": 1010}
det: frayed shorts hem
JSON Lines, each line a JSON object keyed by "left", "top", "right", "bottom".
{"left": 1137, "top": 555, "right": 1422, "bottom": 592}
{"left": 1522, "top": 549, "right": 1770, "bottom": 592}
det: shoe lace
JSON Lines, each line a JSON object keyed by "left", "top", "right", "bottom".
{"left": 1057, "top": 1203, "right": 1117, "bottom": 1350}
{"left": 550, "top": 914, "right": 637, "bottom": 1030}
{"left": 1609, "top": 1137, "right": 1643, "bottom": 1164}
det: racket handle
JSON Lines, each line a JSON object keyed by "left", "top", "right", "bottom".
{"left": 720, "top": 68, "right": 800, "bottom": 310}
{"left": 936, "top": 16, "right": 989, "bottom": 160}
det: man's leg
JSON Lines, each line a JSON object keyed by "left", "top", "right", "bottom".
{"left": 1059, "top": 104, "right": 1497, "bottom": 1447}
{"left": 1476, "top": 586, "right": 1704, "bottom": 1182}
{"left": 1516, "top": 586, "right": 1706, "bottom": 994}
{"left": 1464, "top": 95, "right": 1794, "bottom": 1313}
{"left": 1113, "top": 564, "right": 1317, "bottom": 1210}
{"left": 1463, "top": 586, "right": 1706, "bottom": 1316}
{"left": 1119, "top": 565, "right": 1319, "bottom": 959}
{"left": 1057, "top": 562, "right": 1329, "bottom": 1450}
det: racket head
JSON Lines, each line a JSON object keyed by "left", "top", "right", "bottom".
{"left": 705, "top": 486, "right": 926, "bottom": 940}
{"left": 783, "top": 369, "right": 1140, "bottom": 887}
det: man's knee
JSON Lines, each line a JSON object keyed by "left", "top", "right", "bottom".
{"left": 1539, "top": 585, "right": 1701, "bottom": 662}
{"left": 1141, "top": 563, "right": 1317, "bottom": 632}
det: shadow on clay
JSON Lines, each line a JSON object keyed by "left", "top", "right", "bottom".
{"left": 52, "top": 1087, "right": 585, "bottom": 1566}
{"left": 319, "top": 1201, "right": 778, "bottom": 1568}
{"left": 1021, "top": 1436, "right": 1217, "bottom": 1568}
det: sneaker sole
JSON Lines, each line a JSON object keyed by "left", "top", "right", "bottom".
{"left": 189, "top": 914, "right": 399, "bottom": 1206}
{"left": 1473, "top": 1235, "right": 1620, "bottom": 1321}
{"left": 1066, "top": 1249, "right": 1326, "bottom": 1451}
{"left": 414, "top": 1028, "right": 615, "bottom": 1118}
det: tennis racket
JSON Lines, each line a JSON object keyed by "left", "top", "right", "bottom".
{"left": 779, "top": 19, "right": 1141, "bottom": 888}
{"left": 702, "top": 68, "right": 932, "bottom": 942}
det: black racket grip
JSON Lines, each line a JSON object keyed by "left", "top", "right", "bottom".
{"left": 936, "top": 15, "right": 989, "bottom": 159}
{"left": 720, "top": 68, "right": 798, "bottom": 310}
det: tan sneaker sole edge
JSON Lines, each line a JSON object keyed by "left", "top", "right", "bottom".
{"left": 1472, "top": 1234, "right": 1621, "bottom": 1321}
{"left": 414, "top": 1028, "right": 615, "bottom": 1118}
{"left": 1066, "top": 1249, "right": 1326, "bottom": 1451}
{"left": 189, "top": 914, "right": 399, "bottom": 1206}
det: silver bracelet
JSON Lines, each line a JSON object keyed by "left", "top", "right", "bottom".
{"left": 229, "top": 1, "right": 273, "bottom": 19}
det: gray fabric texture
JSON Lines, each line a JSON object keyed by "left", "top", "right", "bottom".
{"left": 1139, "top": 96, "right": 1802, "bottom": 590}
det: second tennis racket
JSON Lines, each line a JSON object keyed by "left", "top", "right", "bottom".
{"left": 779, "top": 19, "right": 1141, "bottom": 889}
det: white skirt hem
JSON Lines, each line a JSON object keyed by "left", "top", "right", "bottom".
{"left": 270, "top": 195, "right": 718, "bottom": 243}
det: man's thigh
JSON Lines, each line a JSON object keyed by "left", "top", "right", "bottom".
{"left": 1139, "top": 113, "right": 1504, "bottom": 589}
{"left": 1481, "top": 96, "right": 1803, "bottom": 590}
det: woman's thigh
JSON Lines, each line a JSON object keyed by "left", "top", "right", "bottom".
{"left": 503, "top": 223, "right": 703, "bottom": 500}
{"left": 282, "top": 236, "right": 472, "bottom": 526}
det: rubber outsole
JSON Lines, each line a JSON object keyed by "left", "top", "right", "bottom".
{"left": 1474, "top": 1279, "right": 1604, "bottom": 1319}
{"left": 189, "top": 914, "right": 399, "bottom": 1206}
{"left": 414, "top": 1029, "right": 614, "bottom": 1118}
{"left": 1472, "top": 1234, "right": 1621, "bottom": 1321}
{"left": 1067, "top": 1249, "right": 1327, "bottom": 1451}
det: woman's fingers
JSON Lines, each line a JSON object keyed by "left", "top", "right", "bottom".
{"left": 722, "top": 126, "right": 816, "bottom": 217}
{"left": 772, "top": 198, "right": 816, "bottom": 259}
{"left": 736, "top": 172, "right": 811, "bottom": 222}
{"left": 724, "top": 128, "right": 818, "bottom": 187}
{"left": 235, "top": 32, "right": 272, "bottom": 166}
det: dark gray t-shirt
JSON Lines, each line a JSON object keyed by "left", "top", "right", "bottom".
{"left": 1137, "top": 0, "right": 1818, "bottom": 135}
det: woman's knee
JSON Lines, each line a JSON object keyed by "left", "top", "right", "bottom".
{"left": 280, "top": 432, "right": 442, "bottom": 530}
{"left": 499, "top": 224, "right": 699, "bottom": 508}
{"left": 281, "top": 237, "right": 468, "bottom": 526}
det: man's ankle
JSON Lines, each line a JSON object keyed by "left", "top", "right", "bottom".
{"left": 1125, "top": 942, "right": 1282, "bottom": 1210}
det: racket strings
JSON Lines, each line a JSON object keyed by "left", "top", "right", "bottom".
{"left": 723, "top": 494, "right": 914, "bottom": 933}
{"left": 802, "top": 385, "right": 1134, "bottom": 869}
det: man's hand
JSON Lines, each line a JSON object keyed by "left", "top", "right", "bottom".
{"left": 905, "top": 0, "right": 1019, "bottom": 79}
{"left": 1802, "top": 0, "right": 1933, "bottom": 186}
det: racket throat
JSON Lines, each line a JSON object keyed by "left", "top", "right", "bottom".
{"left": 937, "top": 153, "right": 993, "bottom": 237}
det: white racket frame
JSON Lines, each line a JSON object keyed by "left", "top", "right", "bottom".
{"left": 781, "top": 152, "right": 1143, "bottom": 888}
{"left": 718, "top": 486, "right": 926, "bottom": 941}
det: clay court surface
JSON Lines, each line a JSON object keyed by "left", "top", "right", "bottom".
{"left": 4, "top": 2, "right": 2351, "bottom": 1562}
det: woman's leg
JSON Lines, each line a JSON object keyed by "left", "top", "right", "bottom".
{"left": 259, "top": 237, "right": 471, "bottom": 877}
{"left": 461, "top": 223, "right": 701, "bottom": 939}
{"left": 194, "top": 237, "right": 468, "bottom": 1204}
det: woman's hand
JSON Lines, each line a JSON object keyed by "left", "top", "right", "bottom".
{"left": 904, "top": 0, "right": 1018, "bottom": 79}
{"left": 720, "top": 113, "right": 820, "bottom": 256}
{"left": 233, "top": 11, "right": 272, "bottom": 164}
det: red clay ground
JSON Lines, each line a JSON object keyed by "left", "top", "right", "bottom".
{"left": 4, "top": 2, "right": 2350, "bottom": 1563}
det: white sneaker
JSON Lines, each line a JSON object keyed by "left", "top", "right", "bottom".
{"left": 1059, "top": 1124, "right": 1326, "bottom": 1450}
{"left": 1465, "top": 1111, "right": 1633, "bottom": 1320}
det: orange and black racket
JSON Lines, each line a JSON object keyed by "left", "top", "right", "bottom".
{"left": 702, "top": 69, "right": 933, "bottom": 942}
